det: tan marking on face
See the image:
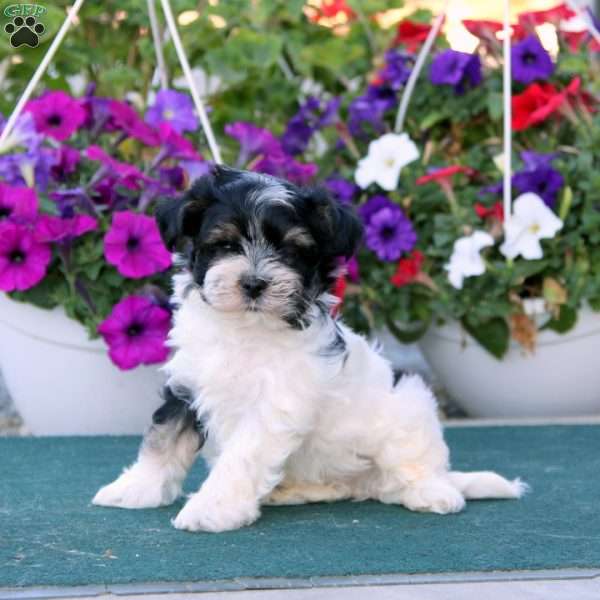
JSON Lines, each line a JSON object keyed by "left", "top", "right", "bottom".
{"left": 205, "top": 223, "right": 241, "bottom": 245}
{"left": 283, "top": 227, "right": 315, "bottom": 248}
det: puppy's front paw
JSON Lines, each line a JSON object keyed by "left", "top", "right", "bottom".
{"left": 92, "top": 468, "right": 180, "bottom": 509}
{"left": 172, "top": 491, "right": 259, "bottom": 533}
{"left": 400, "top": 477, "right": 466, "bottom": 515}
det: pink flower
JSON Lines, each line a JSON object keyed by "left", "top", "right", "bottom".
{"left": 108, "top": 100, "right": 160, "bottom": 146}
{"left": 0, "top": 183, "right": 38, "bottom": 223}
{"left": 98, "top": 295, "right": 171, "bottom": 370}
{"left": 34, "top": 214, "right": 98, "bottom": 243}
{"left": 86, "top": 145, "right": 150, "bottom": 190}
{"left": 104, "top": 211, "right": 171, "bottom": 278}
{"left": 157, "top": 122, "right": 203, "bottom": 160}
{"left": 25, "top": 91, "right": 86, "bottom": 141}
{"left": 0, "top": 221, "right": 51, "bottom": 291}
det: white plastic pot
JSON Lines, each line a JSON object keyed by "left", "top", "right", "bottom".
{"left": 0, "top": 293, "right": 164, "bottom": 435}
{"left": 419, "top": 307, "right": 600, "bottom": 418}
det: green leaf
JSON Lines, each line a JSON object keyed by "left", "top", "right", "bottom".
{"left": 420, "top": 111, "right": 448, "bottom": 130}
{"left": 462, "top": 317, "right": 510, "bottom": 359}
{"left": 300, "top": 37, "right": 365, "bottom": 73}
{"left": 385, "top": 315, "right": 430, "bottom": 344}
{"left": 544, "top": 305, "right": 578, "bottom": 334}
{"left": 486, "top": 92, "right": 503, "bottom": 121}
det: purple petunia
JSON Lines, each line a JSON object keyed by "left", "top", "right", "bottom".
{"left": 513, "top": 167, "right": 564, "bottom": 207}
{"left": 511, "top": 151, "right": 563, "bottom": 207}
{"left": 25, "top": 91, "right": 86, "bottom": 141}
{"left": 145, "top": 90, "right": 198, "bottom": 134}
{"left": 379, "top": 49, "right": 412, "bottom": 90}
{"left": 225, "top": 122, "right": 281, "bottom": 167}
{"left": 0, "top": 112, "right": 38, "bottom": 153}
{"left": 520, "top": 150, "right": 558, "bottom": 171}
{"left": 511, "top": 35, "right": 554, "bottom": 84}
{"left": 50, "top": 145, "right": 80, "bottom": 181}
{"left": 0, "top": 221, "right": 51, "bottom": 291}
{"left": 0, "top": 138, "right": 55, "bottom": 190}
{"left": 281, "top": 96, "right": 340, "bottom": 155}
{"left": 98, "top": 295, "right": 171, "bottom": 370}
{"left": 253, "top": 150, "right": 317, "bottom": 186}
{"left": 0, "top": 183, "right": 38, "bottom": 223}
{"left": 325, "top": 177, "right": 358, "bottom": 204}
{"left": 358, "top": 195, "right": 396, "bottom": 225}
{"left": 365, "top": 205, "right": 417, "bottom": 261}
{"left": 348, "top": 85, "right": 396, "bottom": 137}
{"left": 104, "top": 211, "right": 171, "bottom": 279}
{"left": 429, "top": 50, "right": 482, "bottom": 94}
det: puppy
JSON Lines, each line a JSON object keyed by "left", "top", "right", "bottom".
{"left": 93, "top": 166, "right": 525, "bottom": 532}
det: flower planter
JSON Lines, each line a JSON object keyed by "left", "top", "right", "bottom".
{"left": 0, "top": 293, "right": 164, "bottom": 435}
{"left": 419, "top": 307, "right": 600, "bottom": 418}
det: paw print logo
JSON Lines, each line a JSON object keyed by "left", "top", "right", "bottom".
{"left": 5, "top": 16, "right": 45, "bottom": 48}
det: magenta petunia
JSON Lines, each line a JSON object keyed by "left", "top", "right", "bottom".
{"left": 109, "top": 100, "right": 160, "bottom": 146}
{"left": 86, "top": 145, "right": 151, "bottom": 190}
{"left": 157, "top": 123, "right": 203, "bottom": 161}
{"left": 35, "top": 214, "right": 98, "bottom": 243}
{"left": 104, "top": 211, "right": 171, "bottom": 278}
{"left": 98, "top": 295, "right": 171, "bottom": 370}
{"left": 25, "top": 91, "right": 86, "bottom": 141}
{"left": 0, "top": 183, "right": 38, "bottom": 223}
{"left": 0, "top": 221, "right": 51, "bottom": 291}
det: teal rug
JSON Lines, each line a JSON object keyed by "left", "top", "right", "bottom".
{"left": 1, "top": 426, "right": 599, "bottom": 591}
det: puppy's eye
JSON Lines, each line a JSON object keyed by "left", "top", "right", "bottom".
{"left": 214, "top": 241, "right": 239, "bottom": 253}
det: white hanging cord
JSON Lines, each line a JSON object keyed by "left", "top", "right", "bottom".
{"left": 147, "top": 0, "right": 169, "bottom": 90}
{"left": 502, "top": 0, "right": 512, "bottom": 226}
{"left": 0, "top": 0, "right": 85, "bottom": 149}
{"left": 564, "top": 0, "right": 600, "bottom": 45}
{"left": 159, "top": 0, "right": 222, "bottom": 164}
{"left": 394, "top": 0, "right": 449, "bottom": 133}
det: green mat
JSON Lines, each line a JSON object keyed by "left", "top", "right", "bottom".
{"left": 1, "top": 426, "right": 600, "bottom": 591}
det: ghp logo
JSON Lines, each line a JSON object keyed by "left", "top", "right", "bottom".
{"left": 3, "top": 4, "right": 46, "bottom": 47}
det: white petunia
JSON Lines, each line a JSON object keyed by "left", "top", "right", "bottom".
{"left": 354, "top": 133, "right": 419, "bottom": 191}
{"left": 445, "top": 231, "right": 495, "bottom": 289}
{"left": 500, "top": 193, "right": 563, "bottom": 260}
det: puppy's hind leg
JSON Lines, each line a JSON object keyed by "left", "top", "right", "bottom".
{"left": 92, "top": 386, "right": 203, "bottom": 509}
{"left": 372, "top": 375, "right": 465, "bottom": 515}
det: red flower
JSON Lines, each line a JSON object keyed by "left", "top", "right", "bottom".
{"left": 331, "top": 275, "right": 347, "bottom": 315}
{"left": 390, "top": 250, "right": 424, "bottom": 288}
{"left": 307, "top": 0, "right": 355, "bottom": 23}
{"left": 512, "top": 83, "right": 565, "bottom": 131}
{"left": 394, "top": 20, "right": 433, "bottom": 52}
{"left": 416, "top": 165, "right": 475, "bottom": 185}
{"left": 474, "top": 201, "right": 504, "bottom": 222}
{"left": 462, "top": 19, "right": 502, "bottom": 39}
{"left": 519, "top": 3, "right": 575, "bottom": 28}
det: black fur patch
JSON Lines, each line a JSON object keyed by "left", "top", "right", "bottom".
{"left": 153, "top": 386, "right": 206, "bottom": 449}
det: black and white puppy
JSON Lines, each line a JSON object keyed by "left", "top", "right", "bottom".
{"left": 93, "top": 166, "right": 525, "bottom": 532}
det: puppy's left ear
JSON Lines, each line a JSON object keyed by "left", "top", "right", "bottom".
{"left": 155, "top": 175, "right": 215, "bottom": 250}
{"left": 301, "top": 187, "right": 363, "bottom": 258}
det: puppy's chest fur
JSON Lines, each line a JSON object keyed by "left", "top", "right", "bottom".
{"left": 165, "top": 286, "right": 347, "bottom": 447}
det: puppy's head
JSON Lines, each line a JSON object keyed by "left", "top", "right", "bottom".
{"left": 156, "top": 166, "right": 362, "bottom": 324}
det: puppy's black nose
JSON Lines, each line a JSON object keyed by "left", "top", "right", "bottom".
{"left": 241, "top": 275, "right": 268, "bottom": 299}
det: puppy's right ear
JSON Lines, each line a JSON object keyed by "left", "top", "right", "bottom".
{"left": 155, "top": 175, "right": 215, "bottom": 250}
